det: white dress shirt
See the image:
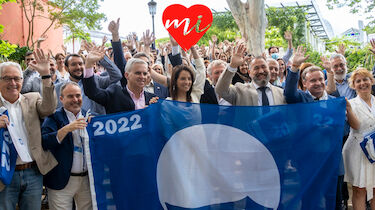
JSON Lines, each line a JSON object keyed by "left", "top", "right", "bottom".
{"left": 0, "top": 93, "right": 33, "bottom": 164}
{"left": 253, "top": 82, "right": 275, "bottom": 106}
{"left": 63, "top": 108, "right": 87, "bottom": 173}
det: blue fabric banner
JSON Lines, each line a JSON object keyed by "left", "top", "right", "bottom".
{"left": 0, "top": 109, "right": 17, "bottom": 185}
{"left": 87, "top": 98, "right": 346, "bottom": 210}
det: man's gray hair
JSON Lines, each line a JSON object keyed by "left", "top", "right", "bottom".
{"left": 330, "top": 53, "right": 347, "bottom": 63}
{"left": 0, "top": 62, "right": 23, "bottom": 78}
{"left": 207, "top": 60, "right": 226, "bottom": 75}
{"left": 60, "top": 81, "right": 81, "bottom": 97}
{"left": 302, "top": 66, "right": 322, "bottom": 80}
{"left": 125, "top": 58, "right": 148, "bottom": 73}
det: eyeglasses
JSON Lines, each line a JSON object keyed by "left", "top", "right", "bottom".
{"left": 332, "top": 63, "right": 345, "bottom": 70}
{"left": 0, "top": 76, "right": 23, "bottom": 83}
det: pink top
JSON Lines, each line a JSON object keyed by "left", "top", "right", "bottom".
{"left": 83, "top": 67, "right": 94, "bottom": 78}
{"left": 126, "top": 86, "right": 145, "bottom": 110}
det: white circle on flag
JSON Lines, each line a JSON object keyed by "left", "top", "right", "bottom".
{"left": 157, "top": 124, "right": 280, "bottom": 209}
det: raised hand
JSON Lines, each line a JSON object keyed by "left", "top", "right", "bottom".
{"left": 29, "top": 48, "right": 50, "bottom": 76}
{"left": 165, "top": 43, "right": 172, "bottom": 54}
{"left": 320, "top": 56, "right": 333, "bottom": 74}
{"left": 124, "top": 35, "right": 135, "bottom": 50}
{"left": 61, "top": 45, "right": 67, "bottom": 55}
{"left": 108, "top": 18, "right": 120, "bottom": 35}
{"left": 169, "top": 34, "right": 178, "bottom": 47}
{"left": 102, "top": 35, "right": 108, "bottom": 47}
{"left": 211, "top": 35, "right": 217, "bottom": 44}
{"left": 284, "top": 31, "right": 292, "bottom": 41}
{"left": 108, "top": 18, "right": 120, "bottom": 41}
{"left": 158, "top": 43, "right": 165, "bottom": 56}
{"left": 85, "top": 42, "right": 105, "bottom": 68}
{"left": 142, "top": 29, "right": 155, "bottom": 47}
{"left": 336, "top": 43, "right": 346, "bottom": 56}
{"left": 369, "top": 39, "right": 375, "bottom": 55}
{"left": 292, "top": 46, "right": 309, "bottom": 69}
{"left": 229, "top": 41, "right": 247, "bottom": 69}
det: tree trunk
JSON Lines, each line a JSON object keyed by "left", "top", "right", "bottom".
{"left": 226, "top": 0, "right": 266, "bottom": 56}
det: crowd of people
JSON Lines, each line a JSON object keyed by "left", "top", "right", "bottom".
{"left": 0, "top": 17, "right": 375, "bottom": 210}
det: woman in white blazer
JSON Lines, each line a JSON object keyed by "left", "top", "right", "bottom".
{"left": 343, "top": 68, "right": 375, "bottom": 210}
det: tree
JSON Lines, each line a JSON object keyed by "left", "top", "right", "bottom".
{"left": 266, "top": 7, "right": 306, "bottom": 48}
{"left": 18, "top": 0, "right": 106, "bottom": 49}
{"left": 226, "top": 0, "right": 266, "bottom": 56}
{"left": 0, "top": 0, "right": 16, "bottom": 34}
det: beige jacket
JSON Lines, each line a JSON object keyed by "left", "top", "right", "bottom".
{"left": 0, "top": 84, "right": 58, "bottom": 191}
{"left": 215, "top": 68, "right": 286, "bottom": 106}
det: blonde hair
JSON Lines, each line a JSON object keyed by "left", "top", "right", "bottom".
{"left": 348, "top": 68, "right": 375, "bottom": 89}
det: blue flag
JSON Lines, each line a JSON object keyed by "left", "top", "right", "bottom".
{"left": 0, "top": 109, "right": 17, "bottom": 185}
{"left": 86, "top": 98, "right": 346, "bottom": 210}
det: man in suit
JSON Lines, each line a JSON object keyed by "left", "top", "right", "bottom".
{"left": 42, "top": 82, "right": 92, "bottom": 210}
{"left": 108, "top": 19, "right": 168, "bottom": 99}
{"left": 134, "top": 53, "right": 169, "bottom": 99}
{"left": 284, "top": 46, "right": 336, "bottom": 103}
{"left": 215, "top": 42, "right": 285, "bottom": 106}
{"left": 83, "top": 58, "right": 156, "bottom": 114}
{"left": 55, "top": 45, "right": 122, "bottom": 116}
{"left": 0, "top": 49, "right": 57, "bottom": 210}
{"left": 200, "top": 60, "right": 231, "bottom": 105}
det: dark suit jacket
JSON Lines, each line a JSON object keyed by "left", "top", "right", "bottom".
{"left": 41, "top": 108, "right": 89, "bottom": 190}
{"left": 82, "top": 76, "right": 155, "bottom": 114}
{"left": 284, "top": 69, "right": 335, "bottom": 103}
{"left": 154, "top": 82, "right": 169, "bottom": 99}
{"left": 200, "top": 80, "right": 218, "bottom": 104}
{"left": 111, "top": 40, "right": 128, "bottom": 87}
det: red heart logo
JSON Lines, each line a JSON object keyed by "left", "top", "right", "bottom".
{"left": 162, "top": 4, "right": 213, "bottom": 52}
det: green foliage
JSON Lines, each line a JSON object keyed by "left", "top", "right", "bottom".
{"left": 266, "top": 7, "right": 306, "bottom": 47}
{"left": 194, "top": 7, "right": 306, "bottom": 47}
{"left": 325, "top": 36, "right": 361, "bottom": 52}
{"left": 197, "top": 12, "right": 239, "bottom": 46}
{"left": 198, "top": 26, "right": 239, "bottom": 46}
{"left": 345, "top": 47, "right": 375, "bottom": 72}
{"left": 8, "top": 45, "right": 30, "bottom": 64}
{"left": 265, "top": 26, "right": 284, "bottom": 49}
{"left": 64, "top": 31, "right": 91, "bottom": 44}
{"left": 48, "top": 0, "right": 107, "bottom": 41}
{"left": 16, "top": 0, "right": 106, "bottom": 46}
{"left": 0, "top": 40, "right": 17, "bottom": 58}
{"left": 155, "top": 37, "right": 170, "bottom": 46}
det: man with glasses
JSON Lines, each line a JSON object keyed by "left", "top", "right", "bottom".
{"left": 329, "top": 54, "right": 356, "bottom": 99}
{"left": 0, "top": 49, "right": 57, "bottom": 210}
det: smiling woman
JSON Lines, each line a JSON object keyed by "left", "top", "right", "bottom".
{"left": 168, "top": 65, "right": 195, "bottom": 102}
{"left": 343, "top": 68, "right": 375, "bottom": 209}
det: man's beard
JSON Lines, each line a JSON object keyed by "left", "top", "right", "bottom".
{"left": 253, "top": 73, "right": 270, "bottom": 87}
{"left": 70, "top": 73, "right": 83, "bottom": 81}
{"left": 334, "top": 68, "right": 347, "bottom": 81}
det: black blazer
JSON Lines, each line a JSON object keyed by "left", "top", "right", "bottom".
{"left": 200, "top": 79, "right": 218, "bottom": 104}
{"left": 82, "top": 76, "right": 155, "bottom": 114}
{"left": 41, "top": 108, "right": 89, "bottom": 190}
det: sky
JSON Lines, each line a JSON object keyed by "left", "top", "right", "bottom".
{"left": 98, "top": 0, "right": 370, "bottom": 39}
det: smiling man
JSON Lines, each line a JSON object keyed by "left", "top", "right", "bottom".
{"left": 82, "top": 58, "right": 156, "bottom": 114}
{"left": 215, "top": 42, "right": 285, "bottom": 106}
{"left": 41, "top": 82, "right": 92, "bottom": 210}
{"left": 55, "top": 45, "right": 122, "bottom": 115}
{"left": 0, "top": 50, "right": 57, "bottom": 210}
{"left": 284, "top": 46, "right": 335, "bottom": 103}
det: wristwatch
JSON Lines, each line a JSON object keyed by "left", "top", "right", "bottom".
{"left": 41, "top": 75, "right": 52, "bottom": 79}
